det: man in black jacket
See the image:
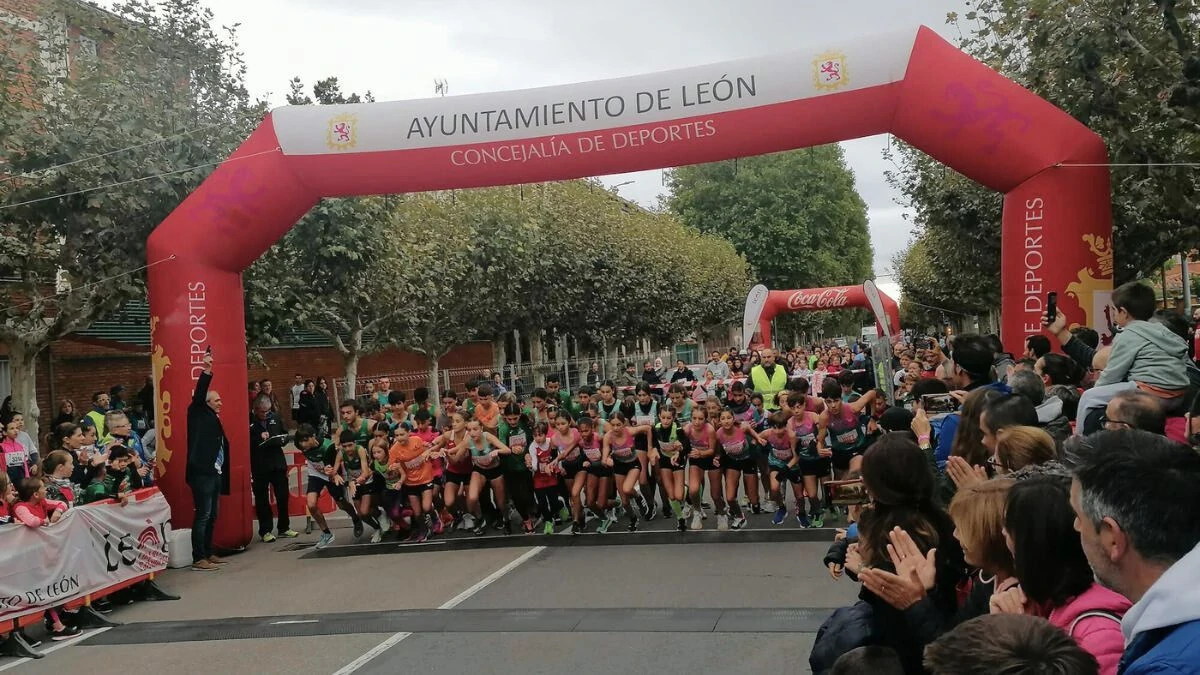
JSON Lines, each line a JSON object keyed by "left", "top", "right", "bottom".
{"left": 250, "top": 397, "right": 297, "bottom": 542}
{"left": 187, "top": 349, "right": 230, "bottom": 571}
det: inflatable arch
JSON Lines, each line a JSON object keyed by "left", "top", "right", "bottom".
{"left": 147, "top": 25, "right": 1111, "bottom": 546}
{"left": 743, "top": 284, "right": 901, "bottom": 347}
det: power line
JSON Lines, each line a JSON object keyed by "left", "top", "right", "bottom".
{"left": 1057, "top": 161, "right": 1200, "bottom": 168}
{"left": 0, "top": 147, "right": 281, "bottom": 211}
{"left": 0, "top": 122, "right": 230, "bottom": 185}
{"left": 3, "top": 255, "right": 176, "bottom": 312}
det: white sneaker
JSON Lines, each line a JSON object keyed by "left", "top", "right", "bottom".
{"left": 690, "top": 511, "right": 703, "bottom": 530}
{"left": 762, "top": 501, "right": 778, "bottom": 513}
{"left": 462, "top": 513, "right": 476, "bottom": 529}
{"left": 370, "top": 529, "right": 382, "bottom": 544}
{"left": 717, "top": 514, "right": 730, "bottom": 531}
{"left": 732, "top": 514, "right": 747, "bottom": 530}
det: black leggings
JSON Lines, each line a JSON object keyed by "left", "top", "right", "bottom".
{"left": 504, "top": 470, "right": 535, "bottom": 521}
{"left": 534, "top": 486, "right": 562, "bottom": 521}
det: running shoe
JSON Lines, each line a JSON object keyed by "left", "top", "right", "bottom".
{"left": 472, "top": 522, "right": 486, "bottom": 536}
{"left": 353, "top": 520, "right": 364, "bottom": 539}
{"left": 544, "top": 521, "right": 555, "bottom": 535}
{"left": 559, "top": 506, "right": 571, "bottom": 522}
{"left": 677, "top": 517, "right": 687, "bottom": 532}
{"left": 370, "top": 529, "right": 383, "bottom": 544}
{"left": 432, "top": 518, "right": 445, "bottom": 535}
{"left": 584, "top": 508, "right": 597, "bottom": 524}
{"left": 731, "top": 514, "right": 747, "bottom": 530}
{"left": 452, "top": 514, "right": 464, "bottom": 531}
{"left": 571, "top": 520, "right": 583, "bottom": 535}
{"left": 662, "top": 505, "right": 672, "bottom": 520}
{"left": 690, "top": 511, "right": 703, "bottom": 530}
{"left": 810, "top": 512, "right": 825, "bottom": 529}
{"left": 260, "top": 532, "right": 277, "bottom": 543}
{"left": 304, "top": 518, "right": 314, "bottom": 535}
{"left": 628, "top": 513, "right": 639, "bottom": 532}
{"left": 750, "top": 503, "right": 763, "bottom": 515}
{"left": 643, "top": 501, "right": 656, "bottom": 520}
{"left": 522, "top": 520, "right": 534, "bottom": 535}
{"left": 597, "top": 517, "right": 612, "bottom": 534}
{"left": 772, "top": 509, "right": 786, "bottom": 526}
{"left": 502, "top": 520, "right": 513, "bottom": 536}
{"left": 717, "top": 514, "right": 730, "bottom": 531}
{"left": 797, "top": 512, "right": 812, "bottom": 529}
{"left": 279, "top": 529, "right": 300, "bottom": 538}
{"left": 415, "top": 531, "right": 428, "bottom": 544}
{"left": 462, "top": 513, "right": 476, "bottom": 530}
{"left": 738, "top": 496, "right": 750, "bottom": 509}
{"left": 701, "top": 501, "right": 712, "bottom": 509}
{"left": 49, "top": 624, "right": 81, "bottom": 641}
{"left": 682, "top": 503, "right": 694, "bottom": 520}
{"left": 315, "top": 531, "right": 335, "bottom": 550}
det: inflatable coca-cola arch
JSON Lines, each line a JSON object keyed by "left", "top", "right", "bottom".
{"left": 147, "top": 25, "right": 1112, "bottom": 547}
{"left": 743, "top": 284, "right": 901, "bottom": 347}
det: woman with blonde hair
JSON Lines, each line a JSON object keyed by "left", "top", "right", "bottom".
{"left": 991, "top": 426, "right": 1055, "bottom": 476}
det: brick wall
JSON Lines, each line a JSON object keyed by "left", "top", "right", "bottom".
{"left": 15, "top": 338, "right": 492, "bottom": 429}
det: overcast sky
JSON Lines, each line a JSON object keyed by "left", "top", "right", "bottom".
{"left": 116, "top": 0, "right": 975, "bottom": 298}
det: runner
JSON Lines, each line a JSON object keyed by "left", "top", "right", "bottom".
{"left": 666, "top": 383, "right": 694, "bottom": 423}
{"left": 497, "top": 403, "right": 536, "bottom": 534}
{"left": 548, "top": 415, "right": 585, "bottom": 534}
{"left": 601, "top": 412, "right": 651, "bottom": 532}
{"left": 529, "top": 422, "right": 562, "bottom": 535}
{"left": 683, "top": 406, "right": 723, "bottom": 531}
{"left": 528, "top": 388, "right": 553, "bottom": 426}
{"left": 337, "top": 429, "right": 381, "bottom": 541}
{"left": 435, "top": 390, "right": 460, "bottom": 432}
{"left": 763, "top": 411, "right": 801, "bottom": 526}
{"left": 790, "top": 398, "right": 828, "bottom": 528}
{"left": 595, "top": 381, "right": 622, "bottom": 421}
{"left": 715, "top": 408, "right": 766, "bottom": 529}
{"left": 648, "top": 406, "right": 690, "bottom": 531}
{"left": 427, "top": 411, "right": 472, "bottom": 530}
{"left": 296, "top": 425, "right": 360, "bottom": 549}
{"left": 628, "top": 383, "right": 658, "bottom": 519}
{"left": 816, "top": 379, "right": 877, "bottom": 522}
{"left": 389, "top": 422, "right": 439, "bottom": 543}
{"left": 578, "top": 415, "right": 613, "bottom": 533}
{"left": 473, "top": 384, "right": 501, "bottom": 434}
{"left": 463, "top": 419, "right": 513, "bottom": 535}
{"left": 728, "top": 382, "right": 770, "bottom": 515}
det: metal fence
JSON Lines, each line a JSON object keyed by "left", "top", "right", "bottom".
{"left": 333, "top": 349, "right": 681, "bottom": 402}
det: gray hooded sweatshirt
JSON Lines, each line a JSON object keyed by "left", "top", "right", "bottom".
{"left": 1095, "top": 320, "right": 1189, "bottom": 390}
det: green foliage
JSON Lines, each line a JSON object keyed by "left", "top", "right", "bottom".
{"left": 665, "top": 146, "right": 874, "bottom": 337}
{"left": 894, "top": 0, "right": 1200, "bottom": 309}
{"left": 0, "top": 0, "right": 263, "bottom": 436}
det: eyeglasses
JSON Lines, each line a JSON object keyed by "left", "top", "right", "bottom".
{"left": 1099, "top": 415, "right": 1132, "bottom": 430}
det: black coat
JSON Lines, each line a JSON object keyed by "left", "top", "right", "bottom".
{"left": 249, "top": 413, "right": 288, "bottom": 476}
{"left": 297, "top": 391, "right": 320, "bottom": 428}
{"left": 186, "top": 371, "right": 231, "bottom": 494}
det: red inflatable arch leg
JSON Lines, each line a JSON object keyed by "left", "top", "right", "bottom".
{"left": 148, "top": 25, "right": 1110, "bottom": 549}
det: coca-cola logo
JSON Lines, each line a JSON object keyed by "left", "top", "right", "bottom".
{"left": 786, "top": 288, "right": 850, "bottom": 310}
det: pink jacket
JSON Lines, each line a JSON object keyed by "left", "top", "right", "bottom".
{"left": 13, "top": 499, "right": 67, "bottom": 528}
{"left": 1046, "top": 583, "right": 1132, "bottom": 675}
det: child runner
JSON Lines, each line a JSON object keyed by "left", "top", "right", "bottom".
{"left": 548, "top": 415, "right": 585, "bottom": 534}
{"left": 595, "top": 381, "right": 622, "bottom": 421}
{"left": 715, "top": 408, "right": 766, "bottom": 529}
{"left": 473, "top": 384, "right": 501, "bottom": 435}
{"left": 464, "top": 419, "right": 512, "bottom": 535}
{"left": 296, "top": 425, "right": 359, "bottom": 549}
{"left": 683, "top": 407, "right": 722, "bottom": 531}
{"left": 666, "top": 383, "right": 694, "bottom": 423}
{"left": 428, "top": 411, "right": 473, "bottom": 530}
{"left": 529, "top": 422, "right": 562, "bottom": 534}
{"left": 816, "top": 380, "right": 876, "bottom": 521}
{"left": 764, "top": 412, "right": 802, "bottom": 526}
{"left": 378, "top": 439, "right": 406, "bottom": 536}
{"left": 336, "top": 429, "right": 378, "bottom": 540}
{"left": 628, "top": 383, "right": 658, "bottom": 519}
{"left": 497, "top": 403, "right": 536, "bottom": 534}
{"left": 390, "top": 422, "right": 438, "bottom": 542}
{"left": 578, "top": 415, "right": 613, "bottom": 533}
{"left": 601, "top": 412, "right": 651, "bottom": 532}
{"left": 790, "top": 398, "right": 829, "bottom": 528}
{"left": 648, "top": 406, "right": 690, "bottom": 531}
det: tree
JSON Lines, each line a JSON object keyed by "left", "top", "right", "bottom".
{"left": 892, "top": 1, "right": 1200, "bottom": 311}
{"left": 666, "top": 146, "right": 874, "bottom": 338}
{"left": 0, "top": 0, "right": 264, "bottom": 441}
{"left": 244, "top": 77, "right": 406, "bottom": 397}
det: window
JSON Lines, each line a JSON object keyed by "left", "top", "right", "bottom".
{"left": 0, "top": 359, "right": 10, "bottom": 402}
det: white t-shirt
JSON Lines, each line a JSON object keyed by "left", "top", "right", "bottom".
{"left": 290, "top": 384, "right": 304, "bottom": 410}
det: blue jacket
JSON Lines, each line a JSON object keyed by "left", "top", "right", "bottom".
{"left": 1118, "top": 543, "right": 1200, "bottom": 674}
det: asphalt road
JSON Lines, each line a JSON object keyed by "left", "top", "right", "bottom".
{"left": 3, "top": 527, "right": 856, "bottom": 674}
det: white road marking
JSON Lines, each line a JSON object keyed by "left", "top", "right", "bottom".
{"left": 0, "top": 626, "right": 112, "bottom": 672}
{"left": 270, "top": 619, "right": 318, "bottom": 625}
{"left": 332, "top": 546, "right": 545, "bottom": 674}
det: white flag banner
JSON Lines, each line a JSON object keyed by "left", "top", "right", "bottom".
{"left": 0, "top": 490, "right": 171, "bottom": 623}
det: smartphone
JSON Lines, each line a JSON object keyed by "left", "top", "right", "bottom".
{"left": 921, "top": 393, "right": 959, "bottom": 415}
{"left": 1047, "top": 292, "right": 1058, "bottom": 322}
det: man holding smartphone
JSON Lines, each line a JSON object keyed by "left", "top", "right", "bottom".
{"left": 186, "top": 348, "right": 230, "bottom": 571}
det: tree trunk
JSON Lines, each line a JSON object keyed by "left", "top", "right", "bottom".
{"left": 7, "top": 340, "right": 42, "bottom": 447}
{"left": 492, "top": 333, "right": 506, "bottom": 378}
{"left": 427, "top": 354, "right": 441, "bottom": 403}
{"left": 531, "top": 329, "right": 545, "bottom": 388}
{"left": 343, "top": 352, "right": 359, "bottom": 401}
